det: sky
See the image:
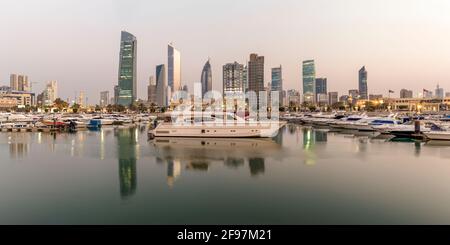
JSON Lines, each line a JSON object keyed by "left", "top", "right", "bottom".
{"left": 1, "top": 0, "right": 450, "bottom": 103}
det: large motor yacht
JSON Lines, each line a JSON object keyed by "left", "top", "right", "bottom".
{"left": 149, "top": 111, "right": 286, "bottom": 138}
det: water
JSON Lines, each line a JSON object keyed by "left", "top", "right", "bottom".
{"left": 1, "top": 124, "right": 450, "bottom": 224}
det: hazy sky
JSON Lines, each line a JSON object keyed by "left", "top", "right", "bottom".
{"left": 1, "top": 0, "right": 450, "bottom": 103}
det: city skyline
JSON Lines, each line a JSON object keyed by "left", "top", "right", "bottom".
{"left": 2, "top": 0, "right": 450, "bottom": 103}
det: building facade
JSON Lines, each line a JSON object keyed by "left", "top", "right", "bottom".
{"left": 223, "top": 62, "right": 245, "bottom": 96}
{"left": 400, "top": 89, "right": 413, "bottom": 98}
{"left": 435, "top": 84, "right": 444, "bottom": 99}
{"left": 117, "top": 31, "right": 137, "bottom": 106}
{"left": 315, "top": 77, "right": 327, "bottom": 104}
{"left": 168, "top": 43, "right": 181, "bottom": 93}
{"left": 248, "top": 54, "right": 265, "bottom": 108}
{"left": 358, "top": 66, "right": 368, "bottom": 100}
{"left": 200, "top": 59, "right": 212, "bottom": 98}
{"left": 100, "top": 91, "right": 109, "bottom": 107}
{"left": 302, "top": 60, "right": 316, "bottom": 104}
{"left": 328, "top": 92, "right": 338, "bottom": 105}
{"left": 156, "top": 64, "right": 168, "bottom": 107}
{"left": 271, "top": 66, "right": 283, "bottom": 107}
{"left": 147, "top": 76, "right": 157, "bottom": 104}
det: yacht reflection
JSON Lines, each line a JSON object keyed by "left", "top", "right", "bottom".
{"left": 116, "top": 128, "right": 138, "bottom": 198}
{"left": 151, "top": 137, "right": 281, "bottom": 185}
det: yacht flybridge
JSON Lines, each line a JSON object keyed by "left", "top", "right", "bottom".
{"left": 149, "top": 112, "right": 286, "bottom": 138}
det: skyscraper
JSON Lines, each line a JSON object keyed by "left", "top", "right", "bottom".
{"left": 100, "top": 91, "right": 109, "bottom": 107}
{"left": 271, "top": 66, "right": 283, "bottom": 106}
{"left": 42, "top": 81, "right": 57, "bottom": 106}
{"left": 147, "top": 76, "right": 157, "bottom": 104}
{"left": 200, "top": 59, "right": 212, "bottom": 97}
{"left": 117, "top": 31, "right": 137, "bottom": 106}
{"left": 10, "top": 74, "right": 18, "bottom": 91}
{"left": 156, "top": 64, "right": 167, "bottom": 107}
{"left": 168, "top": 43, "right": 181, "bottom": 93}
{"left": 302, "top": 60, "right": 316, "bottom": 104}
{"left": 316, "top": 78, "right": 328, "bottom": 101}
{"left": 248, "top": 53, "right": 264, "bottom": 107}
{"left": 358, "top": 66, "right": 368, "bottom": 100}
{"left": 10, "top": 74, "right": 29, "bottom": 92}
{"left": 435, "top": 84, "right": 444, "bottom": 99}
{"left": 223, "top": 62, "right": 245, "bottom": 95}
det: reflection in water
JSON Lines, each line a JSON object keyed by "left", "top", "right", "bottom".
{"left": 151, "top": 137, "right": 282, "bottom": 186}
{"left": 167, "top": 159, "right": 181, "bottom": 187}
{"left": 249, "top": 158, "right": 265, "bottom": 176}
{"left": 7, "top": 133, "right": 30, "bottom": 159}
{"left": 116, "top": 128, "right": 138, "bottom": 198}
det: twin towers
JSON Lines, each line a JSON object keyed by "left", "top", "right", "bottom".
{"left": 116, "top": 31, "right": 212, "bottom": 106}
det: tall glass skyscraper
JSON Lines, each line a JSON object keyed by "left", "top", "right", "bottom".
{"left": 200, "top": 59, "right": 212, "bottom": 97}
{"left": 156, "top": 64, "right": 167, "bottom": 107}
{"left": 302, "top": 60, "right": 316, "bottom": 104}
{"left": 117, "top": 31, "right": 137, "bottom": 106}
{"left": 168, "top": 44, "right": 181, "bottom": 93}
{"left": 271, "top": 66, "right": 283, "bottom": 106}
{"left": 358, "top": 66, "right": 368, "bottom": 100}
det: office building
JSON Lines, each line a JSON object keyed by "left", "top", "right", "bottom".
{"left": 328, "top": 92, "right": 338, "bottom": 105}
{"left": 168, "top": 43, "right": 181, "bottom": 92}
{"left": 248, "top": 53, "right": 265, "bottom": 107}
{"left": 117, "top": 31, "right": 137, "bottom": 106}
{"left": 200, "top": 59, "right": 212, "bottom": 97}
{"left": 100, "top": 91, "right": 109, "bottom": 107}
{"left": 223, "top": 62, "right": 245, "bottom": 96}
{"left": 271, "top": 66, "right": 283, "bottom": 107}
{"left": 302, "top": 60, "right": 316, "bottom": 104}
{"left": 358, "top": 66, "right": 368, "bottom": 100}
{"left": 156, "top": 64, "right": 167, "bottom": 107}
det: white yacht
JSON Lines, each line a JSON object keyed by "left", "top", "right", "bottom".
{"left": 149, "top": 112, "right": 286, "bottom": 138}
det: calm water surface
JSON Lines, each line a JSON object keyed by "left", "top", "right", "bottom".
{"left": 1, "top": 124, "right": 450, "bottom": 224}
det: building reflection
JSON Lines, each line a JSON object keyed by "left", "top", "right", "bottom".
{"left": 116, "top": 128, "right": 138, "bottom": 198}
{"left": 249, "top": 158, "right": 265, "bottom": 176}
{"left": 7, "top": 133, "right": 30, "bottom": 159}
{"left": 302, "top": 128, "right": 329, "bottom": 165}
{"left": 151, "top": 137, "right": 281, "bottom": 186}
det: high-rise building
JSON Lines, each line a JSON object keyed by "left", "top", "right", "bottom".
{"left": 100, "top": 91, "right": 109, "bottom": 107}
{"left": 10, "top": 74, "right": 18, "bottom": 91}
{"left": 168, "top": 43, "right": 181, "bottom": 93}
{"left": 10, "top": 74, "right": 30, "bottom": 92}
{"left": 328, "top": 92, "right": 338, "bottom": 105}
{"left": 117, "top": 31, "right": 137, "bottom": 106}
{"left": 243, "top": 65, "right": 248, "bottom": 93}
{"left": 156, "top": 64, "right": 167, "bottom": 107}
{"left": 114, "top": 85, "right": 119, "bottom": 105}
{"left": 446, "top": 92, "right": 450, "bottom": 98}
{"left": 147, "top": 76, "right": 157, "bottom": 104}
{"left": 435, "top": 84, "right": 444, "bottom": 99}
{"left": 223, "top": 62, "right": 245, "bottom": 95}
{"left": 78, "top": 91, "right": 85, "bottom": 108}
{"left": 41, "top": 81, "right": 58, "bottom": 106}
{"left": 271, "top": 66, "right": 283, "bottom": 106}
{"left": 358, "top": 66, "right": 368, "bottom": 100}
{"left": 200, "top": 59, "right": 212, "bottom": 98}
{"left": 248, "top": 54, "right": 264, "bottom": 109}
{"left": 400, "top": 89, "right": 413, "bottom": 98}
{"left": 302, "top": 60, "right": 316, "bottom": 104}
{"left": 315, "top": 78, "right": 327, "bottom": 103}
